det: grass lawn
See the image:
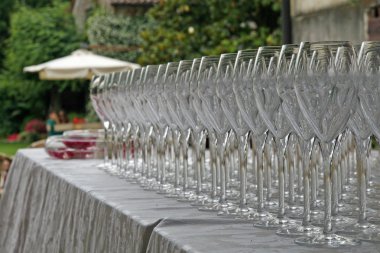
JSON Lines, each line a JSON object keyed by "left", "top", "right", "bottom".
{"left": 0, "top": 142, "right": 31, "bottom": 156}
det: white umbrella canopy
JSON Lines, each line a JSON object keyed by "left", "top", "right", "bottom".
{"left": 23, "top": 49, "right": 140, "bottom": 80}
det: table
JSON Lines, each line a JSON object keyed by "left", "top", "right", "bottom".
{"left": 0, "top": 149, "right": 378, "bottom": 253}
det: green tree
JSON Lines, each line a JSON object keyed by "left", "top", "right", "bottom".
{"left": 87, "top": 12, "right": 149, "bottom": 63}
{"left": 0, "top": 2, "right": 82, "bottom": 136}
{"left": 0, "top": 0, "right": 15, "bottom": 68}
{"left": 139, "top": 0, "right": 281, "bottom": 64}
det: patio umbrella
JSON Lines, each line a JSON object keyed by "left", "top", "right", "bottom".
{"left": 23, "top": 49, "right": 140, "bottom": 80}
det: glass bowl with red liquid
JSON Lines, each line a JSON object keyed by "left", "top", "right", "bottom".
{"left": 45, "top": 133, "right": 104, "bottom": 160}
{"left": 63, "top": 129, "right": 104, "bottom": 150}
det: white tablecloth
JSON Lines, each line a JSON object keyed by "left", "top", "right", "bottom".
{"left": 0, "top": 149, "right": 378, "bottom": 253}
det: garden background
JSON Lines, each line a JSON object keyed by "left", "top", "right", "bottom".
{"left": 0, "top": 0, "right": 281, "bottom": 155}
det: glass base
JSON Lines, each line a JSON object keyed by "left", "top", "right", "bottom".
{"left": 312, "top": 215, "right": 355, "bottom": 228}
{"left": 294, "top": 233, "right": 361, "bottom": 248}
{"left": 248, "top": 210, "right": 273, "bottom": 221}
{"left": 141, "top": 178, "right": 157, "bottom": 189}
{"left": 198, "top": 198, "right": 220, "bottom": 212}
{"left": 286, "top": 205, "right": 304, "bottom": 219}
{"left": 156, "top": 184, "right": 172, "bottom": 194}
{"left": 190, "top": 195, "right": 208, "bottom": 207}
{"left": 216, "top": 202, "right": 237, "bottom": 216}
{"left": 228, "top": 206, "right": 254, "bottom": 219}
{"left": 176, "top": 191, "right": 195, "bottom": 202}
{"left": 357, "top": 230, "right": 380, "bottom": 243}
{"left": 125, "top": 173, "right": 141, "bottom": 182}
{"left": 165, "top": 188, "right": 182, "bottom": 198}
{"left": 339, "top": 206, "right": 378, "bottom": 218}
{"left": 253, "top": 216, "right": 293, "bottom": 230}
{"left": 367, "top": 216, "right": 380, "bottom": 225}
{"left": 336, "top": 221, "right": 379, "bottom": 235}
{"left": 97, "top": 162, "right": 113, "bottom": 170}
{"left": 226, "top": 189, "right": 240, "bottom": 201}
{"left": 276, "top": 224, "right": 322, "bottom": 238}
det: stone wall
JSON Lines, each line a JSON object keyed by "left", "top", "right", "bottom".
{"left": 291, "top": 0, "right": 377, "bottom": 44}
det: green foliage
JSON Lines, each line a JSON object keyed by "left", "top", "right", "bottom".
{"left": 139, "top": 0, "right": 281, "bottom": 64}
{"left": 0, "top": 2, "right": 82, "bottom": 136}
{"left": 87, "top": 12, "right": 150, "bottom": 63}
{"left": 0, "top": 0, "right": 15, "bottom": 68}
{"left": 5, "top": 3, "right": 80, "bottom": 74}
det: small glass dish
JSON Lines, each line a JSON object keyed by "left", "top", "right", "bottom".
{"left": 45, "top": 134, "right": 104, "bottom": 160}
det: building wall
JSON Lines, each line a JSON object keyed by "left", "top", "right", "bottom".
{"left": 291, "top": 0, "right": 377, "bottom": 44}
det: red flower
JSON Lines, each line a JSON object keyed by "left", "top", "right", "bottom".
{"left": 7, "top": 133, "right": 19, "bottom": 142}
{"left": 72, "top": 117, "right": 85, "bottom": 124}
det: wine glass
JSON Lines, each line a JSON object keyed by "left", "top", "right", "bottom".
{"left": 351, "top": 41, "right": 380, "bottom": 242}
{"left": 252, "top": 46, "right": 294, "bottom": 229}
{"left": 231, "top": 49, "right": 271, "bottom": 221}
{"left": 275, "top": 43, "right": 322, "bottom": 237}
{"left": 90, "top": 74, "right": 111, "bottom": 169}
{"left": 197, "top": 54, "right": 237, "bottom": 214}
{"left": 293, "top": 41, "right": 360, "bottom": 247}
{"left": 217, "top": 49, "right": 257, "bottom": 218}
{"left": 172, "top": 59, "right": 197, "bottom": 201}
{"left": 178, "top": 58, "right": 209, "bottom": 205}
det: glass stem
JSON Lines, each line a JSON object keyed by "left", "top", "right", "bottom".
{"left": 133, "top": 126, "right": 140, "bottom": 175}
{"left": 255, "top": 133, "right": 267, "bottom": 213}
{"left": 193, "top": 130, "right": 204, "bottom": 196}
{"left": 276, "top": 135, "right": 289, "bottom": 219}
{"left": 251, "top": 135, "right": 257, "bottom": 186}
{"left": 320, "top": 139, "right": 337, "bottom": 235}
{"left": 209, "top": 131, "right": 218, "bottom": 200}
{"left": 111, "top": 124, "right": 117, "bottom": 167}
{"left": 217, "top": 132, "right": 229, "bottom": 204}
{"left": 302, "top": 138, "right": 314, "bottom": 226}
{"left": 238, "top": 132, "right": 249, "bottom": 209}
{"left": 146, "top": 128, "right": 152, "bottom": 180}
{"left": 180, "top": 129, "right": 190, "bottom": 193}
{"left": 159, "top": 127, "right": 169, "bottom": 187}
{"left": 297, "top": 144, "right": 303, "bottom": 198}
{"left": 173, "top": 129, "right": 181, "bottom": 190}
{"left": 356, "top": 136, "right": 370, "bottom": 224}
{"left": 288, "top": 145, "right": 295, "bottom": 206}
{"left": 310, "top": 148, "right": 318, "bottom": 211}
{"left": 103, "top": 121, "right": 110, "bottom": 166}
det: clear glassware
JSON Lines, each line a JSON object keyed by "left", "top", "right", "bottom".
{"left": 275, "top": 43, "right": 322, "bottom": 237}
{"left": 172, "top": 59, "right": 197, "bottom": 201}
{"left": 90, "top": 75, "right": 111, "bottom": 169}
{"left": 178, "top": 58, "right": 208, "bottom": 204}
{"left": 252, "top": 46, "right": 295, "bottom": 229}
{"left": 231, "top": 49, "right": 271, "bottom": 221}
{"left": 197, "top": 54, "right": 235, "bottom": 213}
{"left": 351, "top": 41, "right": 380, "bottom": 242}
{"left": 158, "top": 62, "right": 182, "bottom": 197}
{"left": 293, "top": 41, "right": 360, "bottom": 248}
{"left": 217, "top": 50, "right": 256, "bottom": 218}
{"left": 99, "top": 73, "right": 120, "bottom": 174}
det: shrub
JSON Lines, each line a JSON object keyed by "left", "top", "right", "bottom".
{"left": 24, "top": 119, "right": 47, "bottom": 134}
